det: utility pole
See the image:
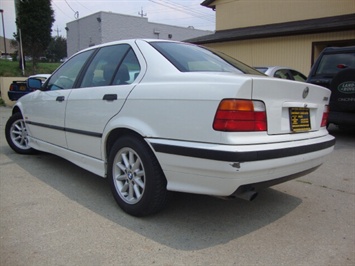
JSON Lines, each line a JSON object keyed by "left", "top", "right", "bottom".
{"left": 54, "top": 26, "right": 61, "bottom": 37}
{"left": 138, "top": 7, "right": 147, "bottom": 18}
{"left": 14, "top": 0, "right": 25, "bottom": 75}
{"left": 0, "top": 9, "right": 7, "bottom": 55}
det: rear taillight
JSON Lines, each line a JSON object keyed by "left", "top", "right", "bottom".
{"left": 213, "top": 99, "right": 267, "bottom": 131}
{"left": 9, "top": 84, "right": 14, "bottom": 91}
{"left": 321, "top": 105, "right": 329, "bottom": 127}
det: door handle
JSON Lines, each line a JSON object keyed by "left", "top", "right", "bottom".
{"left": 103, "top": 94, "right": 117, "bottom": 101}
{"left": 56, "top": 96, "right": 65, "bottom": 102}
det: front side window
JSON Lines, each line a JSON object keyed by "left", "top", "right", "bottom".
{"left": 150, "top": 42, "right": 262, "bottom": 75}
{"left": 45, "top": 50, "right": 94, "bottom": 91}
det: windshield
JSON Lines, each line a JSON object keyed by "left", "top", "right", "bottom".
{"left": 315, "top": 52, "right": 355, "bottom": 76}
{"left": 150, "top": 42, "right": 263, "bottom": 75}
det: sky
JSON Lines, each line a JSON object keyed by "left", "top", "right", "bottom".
{"left": 0, "top": 0, "right": 215, "bottom": 39}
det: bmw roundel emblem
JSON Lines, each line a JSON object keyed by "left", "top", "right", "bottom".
{"left": 303, "top": 87, "right": 309, "bottom": 99}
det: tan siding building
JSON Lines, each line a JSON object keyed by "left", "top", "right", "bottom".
{"left": 213, "top": 0, "right": 354, "bottom": 30}
{"left": 187, "top": 0, "right": 355, "bottom": 75}
{"left": 0, "top": 36, "right": 16, "bottom": 55}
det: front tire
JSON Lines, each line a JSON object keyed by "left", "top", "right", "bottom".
{"left": 108, "top": 135, "right": 169, "bottom": 216}
{"left": 5, "top": 112, "right": 36, "bottom": 154}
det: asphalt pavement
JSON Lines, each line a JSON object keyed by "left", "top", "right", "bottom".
{"left": 0, "top": 106, "right": 354, "bottom": 265}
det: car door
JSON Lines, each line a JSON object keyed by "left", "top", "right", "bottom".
{"left": 24, "top": 50, "right": 94, "bottom": 148}
{"left": 65, "top": 43, "right": 142, "bottom": 159}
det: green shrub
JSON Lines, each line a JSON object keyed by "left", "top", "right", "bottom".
{"left": 0, "top": 97, "right": 5, "bottom": 106}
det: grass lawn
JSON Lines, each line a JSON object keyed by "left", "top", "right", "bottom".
{"left": 0, "top": 59, "right": 61, "bottom": 77}
{"left": 0, "top": 60, "right": 61, "bottom": 106}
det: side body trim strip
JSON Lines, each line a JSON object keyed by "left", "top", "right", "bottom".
{"left": 26, "top": 121, "right": 102, "bottom": 138}
{"left": 151, "top": 139, "right": 335, "bottom": 162}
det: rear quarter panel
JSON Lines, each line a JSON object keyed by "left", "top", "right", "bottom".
{"left": 105, "top": 72, "right": 254, "bottom": 144}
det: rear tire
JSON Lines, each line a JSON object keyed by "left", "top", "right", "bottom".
{"left": 5, "top": 112, "right": 36, "bottom": 154}
{"left": 329, "top": 68, "right": 355, "bottom": 113}
{"left": 329, "top": 68, "right": 355, "bottom": 129}
{"left": 107, "top": 135, "right": 169, "bottom": 216}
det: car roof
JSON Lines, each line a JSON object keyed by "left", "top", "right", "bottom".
{"left": 254, "top": 66, "right": 299, "bottom": 71}
{"left": 84, "top": 39, "right": 179, "bottom": 49}
{"left": 73, "top": 39, "right": 185, "bottom": 57}
{"left": 322, "top": 46, "right": 355, "bottom": 53}
{"left": 29, "top": 74, "right": 51, "bottom": 79}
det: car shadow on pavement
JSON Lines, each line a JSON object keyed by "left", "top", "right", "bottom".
{"left": 328, "top": 124, "right": 355, "bottom": 135}
{"left": 327, "top": 124, "right": 355, "bottom": 151}
{"left": 2, "top": 145, "right": 302, "bottom": 251}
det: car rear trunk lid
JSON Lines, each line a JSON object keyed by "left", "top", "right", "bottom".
{"left": 251, "top": 78, "right": 331, "bottom": 135}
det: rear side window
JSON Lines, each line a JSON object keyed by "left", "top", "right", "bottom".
{"left": 315, "top": 53, "right": 355, "bottom": 75}
{"left": 290, "top": 70, "right": 306, "bottom": 82}
{"left": 115, "top": 49, "right": 141, "bottom": 85}
{"left": 274, "top": 69, "right": 291, "bottom": 79}
{"left": 150, "top": 42, "right": 262, "bottom": 75}
{"left": 80, "top": 44, "right": 141, "bottom": 88}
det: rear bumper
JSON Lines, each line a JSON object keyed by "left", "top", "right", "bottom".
{"left": 148, "top": 135, "right": 335, "bottom": 196}
{"left": 8, "top": 91, "right": 28, "bottom": 101}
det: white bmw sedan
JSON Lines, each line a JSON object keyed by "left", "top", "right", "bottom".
{"left": 5, "top": 39, "right": 335, "bottom": 216}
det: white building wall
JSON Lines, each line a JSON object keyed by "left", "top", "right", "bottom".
{"left": 66, "top": 15, "right": 102, "bottom": 56}
{"left": 66, "top": 12, "right": 212, "bottom": 56}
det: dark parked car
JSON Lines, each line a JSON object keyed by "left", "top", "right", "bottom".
{"left": 306, "top": 46, "right": 355, "bottom": 128}
{"left": 8, "top": 74, "right": 50, "bottom": 101}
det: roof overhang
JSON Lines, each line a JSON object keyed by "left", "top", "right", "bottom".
{"left": 186, "top": 14, "right": 355, "bottom": 44}
{"left": 201, "top": 0, "right": 216, "bottom": 9}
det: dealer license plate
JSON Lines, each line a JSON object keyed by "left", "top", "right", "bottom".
{"left": 289, "top": 107, "right": 311, "bottom": 132}
{"left": 19, "top": 85, "right": 26, "bottom": 91}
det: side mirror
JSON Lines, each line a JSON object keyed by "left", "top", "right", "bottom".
{"left": 27, "top": 78, "right": 42, "bottom": 90}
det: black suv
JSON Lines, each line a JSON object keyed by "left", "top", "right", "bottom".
{"left": 307, "top": 46, "right": 355, "bottom": 128}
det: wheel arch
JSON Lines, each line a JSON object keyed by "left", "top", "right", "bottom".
{"left": 105, "top": 127, "right": 150, "bottom": 160}
{"left": 103, "top": 114, "right": 160, "bottom": 162}
{"left": 12, "top": 105, "right": 22, "bottom": 115}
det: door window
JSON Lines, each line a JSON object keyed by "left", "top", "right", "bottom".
{"left": 113, "top": 48, "right": 141, "bottom": 85}
{"left": 290, "top": 70, "right": 307, "bottom": 82}
{"left": 45, "top": 50, "right": 94, "bottom": 91}
{"left": 80, "top": 44, "right": 141, "bottom": 88}
{"left": 274, "top": 69, "right": 292, "bottom": 80}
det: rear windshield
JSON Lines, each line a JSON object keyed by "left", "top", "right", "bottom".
{"left": 150, "top": 42, "right": 263, "bottom": 75}
{"left": 315, "top": 52, "right": 355, "bottom": 76}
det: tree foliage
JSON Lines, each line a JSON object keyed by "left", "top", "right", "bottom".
{"left": 46, "top": 36, "right": 67, "bottom": 62}
{"left": 15, "top": 0, "right": 55, "bottom": 69}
